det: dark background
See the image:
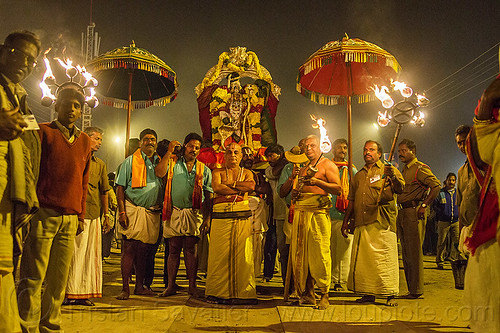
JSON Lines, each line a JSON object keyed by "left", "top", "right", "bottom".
{"left": 2, "top": 0, "right": 499, "bottom": 179}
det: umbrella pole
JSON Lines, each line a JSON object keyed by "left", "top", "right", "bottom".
{"left": 125, "top": 70, "right": 133, "bottom": 157}
{"left": 347, "top": 95, "right": 353, "bottom": 179}
{"left": 346, "top": 62, "right": 354, "bottom": 179}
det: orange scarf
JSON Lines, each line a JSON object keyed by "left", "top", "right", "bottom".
{"left": 334, "top": 160, "right": 349, "bottom": 212}
{"left": 131, "top": 149, "right": 148, "bottom": 188}
{"left": 162, "top": 156, "right": 205, "bottom": 221}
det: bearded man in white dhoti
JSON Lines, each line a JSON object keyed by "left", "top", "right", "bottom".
{"left": 342, "top": 140, "right": 404, "bottom": 307}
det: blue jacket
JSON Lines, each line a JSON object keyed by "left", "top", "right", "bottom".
{"left": 434, "top": 188, "right": 458, "bottom": 223}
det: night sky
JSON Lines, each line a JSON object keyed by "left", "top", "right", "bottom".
{"left": 2, "top": 0, "right": 499, "bottom": 179}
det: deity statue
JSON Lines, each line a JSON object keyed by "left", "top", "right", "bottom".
{"left": 195, "top": 47, "right": 281, "bottom": 168}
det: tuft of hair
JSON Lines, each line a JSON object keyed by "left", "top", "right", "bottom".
{"left": 4, "top": 30, "right": 42, "bottom": 55}
{"left": 455, "top": 125, "right": 471, "bottom": 137}
{"left": 84, "top": 126, "right": 103, "bottom": 137}
{"left": 265, "top": 144, "right": 284, "bottom": 157}
{"left": 333, "top": 138, "right": 348, "bottom": 146}
{"left": 156, "top": 139, "right": 171, "bottom": 157}
{"left": 399, "top": 138, "right": 416, "bottom": 153}
{"left": 55, "top": 87, "right": 85, "bottom": 108}
{"left": 446, "top": 172, "right": 457, "bottom": 180}
{"left": 139, "top": 128, "right": 157, "bottom": 140}
{"left": 183, "top": 132, "right": 203, "bottom": 146}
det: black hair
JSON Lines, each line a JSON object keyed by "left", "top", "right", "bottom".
{"left": 333, "top": 138, "right": 348, "bottom": 146}
{"left": 156, "top": 139, "right": 171, "bottom": 157}
{"left": 183, "top": 132, "right": 203, "bottom": 146}
{"left": 264, "top": 144, "right": 284, "bottom": 156}
{"left": 139, "top": 128, "right": 157, "bottom": 140}
{"left": 4, "top": 30, "right": 42, "bottom": 55}
{"left": 399, "top": 138, "right": 416, "bottom": 154}
{"left": 455, "top": 125, "right": 471, "bottom": 137}
{"left": 446, "top": 172, "right": 457, "bottom": 180}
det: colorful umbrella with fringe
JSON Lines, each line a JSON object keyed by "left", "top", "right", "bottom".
{"left": 86, "top": 41, "right": 178, "bottom": 155}
{"left": 297, "top": 34, "right": 401, "bottom": 175}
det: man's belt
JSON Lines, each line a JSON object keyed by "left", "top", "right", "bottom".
{"left": 398, "top": 200, "right": 422, "bottom": 209}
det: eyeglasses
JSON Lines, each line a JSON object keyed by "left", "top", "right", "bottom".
{"left": 7, "top": 48, "right": 38, "bottom": 67}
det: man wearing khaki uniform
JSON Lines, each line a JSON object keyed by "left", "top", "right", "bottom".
{"left": 397, "top": 139, "right": 440, "bottom": 299}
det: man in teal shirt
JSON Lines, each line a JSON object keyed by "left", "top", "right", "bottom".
{"left": 115, "top": 128, "right": 163, "bottom": 300}
{"left": 155, "top": 133, "right": 212, "bottom": 297}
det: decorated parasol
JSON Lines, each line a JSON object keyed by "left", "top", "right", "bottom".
{"left": 86, "top": 41, "right": 178, "bottom": 155}
{"left": 297, "top": 34, "right": 401, "bottom": 175}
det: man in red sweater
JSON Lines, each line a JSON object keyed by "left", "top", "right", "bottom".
{"left": 17, "top": 86, "right": 92, "bottom": 332}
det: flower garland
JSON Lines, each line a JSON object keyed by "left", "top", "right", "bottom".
{"left": 209, "top": 84, "right": 264, "bottom": 152}
{"left": 200, "top": 50, "right": 268, "bottom": 91}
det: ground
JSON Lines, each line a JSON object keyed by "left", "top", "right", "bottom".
{"left": 60, "top": 247, "right": 471, "bottom": 333}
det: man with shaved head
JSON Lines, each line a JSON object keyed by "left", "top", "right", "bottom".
{"left": 205, "top": 143, "right": 256, "bottom": 304}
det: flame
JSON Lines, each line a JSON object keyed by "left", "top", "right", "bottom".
{"left": 377, "top": 110, "right": 390, "bottom": 127}
{"left": 55, "top": 57, "right": 78, "bottom": 78}
{"left": 39, "top": 50, "right": 56, "bottom": 102}
{"left": 372, "top": 85, "right": 394, "bottom": 109}
{"left": 392, "top": 80, "right": 413, "bottom": 98}
{"left": 417, "top": 94, "right": 429, "bottom": 106}
{"left": 310, "top": 114, "right": 332, "bottom": 153}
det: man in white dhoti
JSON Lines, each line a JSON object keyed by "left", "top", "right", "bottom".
{"left": 115, "top": 128, "right": 163, "bottom": 300}
{"left": 155, "top": 133, "right": 212, "bottom": 297}
{"left": 63, "top": 127, "right": 110, "bottom": 306}
{"left": 342, "top": 140, "right": 404, "bottom": 307}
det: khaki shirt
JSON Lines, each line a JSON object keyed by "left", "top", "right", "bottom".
{"left": 54, "top": 120, "right": 81, "bottom": 143}
{"left": 85, "top": 155, "right": 111, "bottom": 219}
{"left": 348, "top": 160, "right": 404, "bottom": 232}
{"left": 0, "top": 73, "right": 41, "bottom": 182}
{"left": 398, "top": 158, "right": 440, "bottom": 203}
{"left": 457, "top": 160, "right": 480, "bottom": 227}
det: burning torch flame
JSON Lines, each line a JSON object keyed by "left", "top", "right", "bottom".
{"left": 377, "top": 110, "right": 390, "bottom": 127}
{"left": 39, "top": 49, "right": 56, "bottom": 105}
{"left": 310, "top": 114, "right": 332, "bottom": 153}
{"left": 392, "top": 80, "right": 413, "bottom": 98}
{"left": 372, "top": 85, "right": 394, "bottom": 109}
{"left": 55, "top": 57, "right": 78, "bottom": 78}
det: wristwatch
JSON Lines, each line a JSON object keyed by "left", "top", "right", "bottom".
{"left": 420, "top": 203, "right": 427, "bottom": 208}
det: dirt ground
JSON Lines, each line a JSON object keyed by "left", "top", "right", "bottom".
{"left": 60, "top": 247, "right": 472, "bottom": 333}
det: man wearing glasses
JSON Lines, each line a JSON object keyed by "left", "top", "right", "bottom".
{"left": 0, "top": 30, "right": 41, "bottom": 333}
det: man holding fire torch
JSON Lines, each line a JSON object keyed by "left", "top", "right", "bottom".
{"left": 290, "top": 134, "right": 341, "bottom": 310}
{"left": 342, "top": 140, "right": 404, "bottom": 307}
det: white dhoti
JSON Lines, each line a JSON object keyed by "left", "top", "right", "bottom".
{"left": 117, "top": 201, "right": 161, "bottom": 244}
{"left": 248, "top": 196, "right": 268, "bottom": 278}
{"left": 65, "top": 218, "right": 102, "bottom": 298}
{"left": 163, "top": 207, "right": 203, "bottom": 238}
{"left": 348, "top": 222, "right": 399, "bottom": 296}
{"left": 464, "top": 239, "right": 500, "bottom": 333}
{"left": 330, "top": 219, "right": 353, "bottom": 285}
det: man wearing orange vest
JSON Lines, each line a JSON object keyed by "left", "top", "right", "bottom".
{"left": 115, "top": 128, "right": 163, "bottom": 300}
{"left": 156, "top": 133, "right": 212, "bottom": 297}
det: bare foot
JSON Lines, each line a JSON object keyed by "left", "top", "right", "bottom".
{"left": 134, "top": 288, "right": 156, "bottom": 296}
{"left": 188, "top": 287, "right": 203, "bottom": 299}
{"left": 299, "top": 294, "right": 316, "bottom": 306}
{"left": 386, "top": 296, "right": 398, "bottom": 307}
{"left": 316, "top": 293, "right": 329, "bottom": 310}
{"left": 116, "top": 291, "right": 129, "bottom": 300}
{"left": 159, "top": 288, "right": 177, "bottom": 297}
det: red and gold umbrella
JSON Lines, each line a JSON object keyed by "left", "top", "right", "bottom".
{"left": 297, "top": 34, "right": 401, "bottom": 174}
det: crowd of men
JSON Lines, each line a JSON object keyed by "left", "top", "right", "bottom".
{"left": 1, "top": 30, "right": 499, "bottom": 333}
